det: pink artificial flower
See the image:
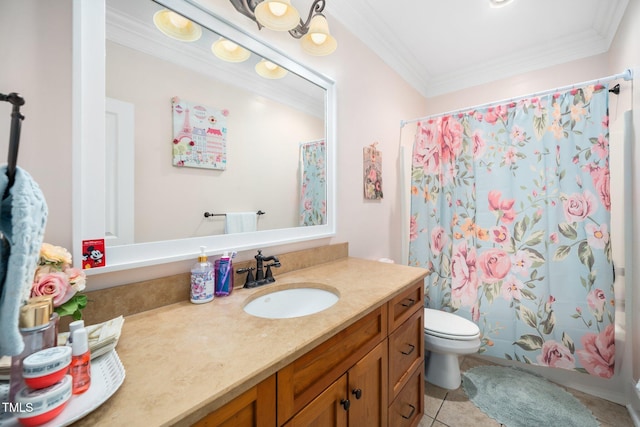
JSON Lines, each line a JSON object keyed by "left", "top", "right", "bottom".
{"left": 563, "top": 191, "right": 596, "bottom": 223}
{"left": 31, "top": 272, "right": 76, "bottom": 307}
{"left": 478, "top": 248, "right": 512, "bottom": 282}
{"left": 488, "top": 190, "right": 516, "bottom": 224}
{"left": 537, "top": 340, "right": 576, "bottom": 369}
{"left": 576, "top": 324, "right": 615, "bottom": 378}
{"left": 450, "top": 242, "right": 479, "bottom": 308}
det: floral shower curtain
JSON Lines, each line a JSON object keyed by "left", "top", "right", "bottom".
{"left": 408, "top": 84, "right": 615, "bottom": 378}
{"left": 299, "top": 140, "right": 326, "bottom": 226}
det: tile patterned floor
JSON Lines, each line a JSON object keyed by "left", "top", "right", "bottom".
{"left": 419, "top": 356, "right": 634, "bottom": 427}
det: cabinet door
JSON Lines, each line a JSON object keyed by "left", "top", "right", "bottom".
{"left": 348, "top": 340, "right": 388, "bottom": 427}
{"left": 193, "top": 375, "right": 276, "bottom": 427}
{"left": 283, "top": 375, "right": 348, "bottom": 427}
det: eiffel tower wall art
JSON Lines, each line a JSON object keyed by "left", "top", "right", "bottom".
{"left": 171, "top": 96, "right": 228, "bottom": 170}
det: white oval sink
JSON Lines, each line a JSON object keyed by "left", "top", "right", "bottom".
{"left": 243, "top": 285, "right": 339, "bottom": 319}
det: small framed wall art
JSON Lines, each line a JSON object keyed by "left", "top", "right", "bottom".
{"left": 364, "top": 142, "right": 383, "bottom": 200}
{"left": 171, "top": 96, "right": 228, "bottom": 170}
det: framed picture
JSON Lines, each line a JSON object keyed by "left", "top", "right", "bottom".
{"left": 364, "top": 144, "right": 383, "bottom": 200}
{"left": 171, "top": 96, "right": 228, "bottom": 170}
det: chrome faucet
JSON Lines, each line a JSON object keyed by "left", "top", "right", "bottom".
{"left": 237, "top": 249, "right": 281, "bottom": 288}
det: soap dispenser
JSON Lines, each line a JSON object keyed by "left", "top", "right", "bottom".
{"left": 190, "top": 246, "right": 214, "bottom": 304}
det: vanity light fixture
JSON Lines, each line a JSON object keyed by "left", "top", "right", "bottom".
{"left": 255, "top": 59, "right": 288, "bottom": 79}
{"left": 229, "top": 0, "right": 337, "bottom": 56}
{"left": 153, "top": 9, "right": 202, "bottom": 42}
{"left": 212, "top": 38, "right": 251, "bottom": 62}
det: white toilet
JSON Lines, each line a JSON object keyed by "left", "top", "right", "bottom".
{"left": 424, "top": 308, "right": 481, "bottom": 390}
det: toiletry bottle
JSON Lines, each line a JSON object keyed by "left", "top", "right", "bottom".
{"left": 190, "top": 246, "right": 214, "bottom": 304}
{"left": 70, "top": 327, "right": 91, "bottom": 394}
{"left": 66, "top": 319, "right": 85, "bottom": 346}
{"left": 9, "top": 300, "right": 57, "bottom": 403}
{"left": 215, "top": 252, "right": 234, "bottom": 296}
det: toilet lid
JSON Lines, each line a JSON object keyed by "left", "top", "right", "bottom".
{"left": 424, "top": 308, "right": 480, "bottom": 339}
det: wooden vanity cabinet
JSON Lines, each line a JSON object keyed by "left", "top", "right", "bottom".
{"left": 193, "top": 374, "right": 276, "bottom": 427}
{"left": 277, "top": 306, "right": 387, "bottom": 425}
{"left": 283, "top": 340, "right": 388, "bottom": 427}
{"left": 195, "top": 279, "right": 425, "bottom": 427}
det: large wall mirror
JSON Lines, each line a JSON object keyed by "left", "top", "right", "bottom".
{"left": 72, "top": 0, "right": 336, "bottom": 273}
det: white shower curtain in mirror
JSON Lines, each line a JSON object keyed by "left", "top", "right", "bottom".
{"left": 408, "top": 84, "right": 615, "bottom": 378}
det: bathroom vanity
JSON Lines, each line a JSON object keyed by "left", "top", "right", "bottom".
{"left": 71, "top": 247, "right": 427, "bottom": 426}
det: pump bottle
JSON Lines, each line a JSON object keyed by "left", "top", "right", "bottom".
{"left": 190, "top": 246, "right": 214, "bottom": 303}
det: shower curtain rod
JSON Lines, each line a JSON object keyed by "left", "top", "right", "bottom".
{"left": 400, "top": 68, "right": 634, "bottom": 128}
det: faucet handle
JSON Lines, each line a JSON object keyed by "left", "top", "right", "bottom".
{"left": 264, "top": 262, "right": 281, "bottom": 283}
{"left": 237, "top": 267, "right": 256, "bottom": 288}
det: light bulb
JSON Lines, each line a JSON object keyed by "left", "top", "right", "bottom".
{"left": 265, "top": 61, "right": 278, "bottom": 71}
{"left": 167, "top": 11, "right": 189, "bottom": 29}
{"left": 222, "top": 40, "right": 239, "bottom": 52}
{"left": 268, "top": 2, "right": 288, "bottom": 17}
{"left": 310, "top": 33, "right": 327, "bottom": 45}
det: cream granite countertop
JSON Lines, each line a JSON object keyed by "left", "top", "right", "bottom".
{"left": 72, "top": 257, "right": 427, "bottom": 426}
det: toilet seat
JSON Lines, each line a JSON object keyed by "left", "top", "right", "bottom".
{"left": 424, "top": 308, "right": 480, "bottom": 341}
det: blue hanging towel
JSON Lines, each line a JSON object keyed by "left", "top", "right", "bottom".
{"left": 0, "top": 166, "right": 48, "bottom": 357}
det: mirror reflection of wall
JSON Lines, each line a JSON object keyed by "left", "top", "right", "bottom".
{"left": 105, "top": 0, "right": 326, "bottom": 246}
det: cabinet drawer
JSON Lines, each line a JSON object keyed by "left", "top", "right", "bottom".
{"left": 388, "top": 308, "right": 423, "bottom": 402}
{"left": 388, "top": 280, "right": 424, "bottom": 332}
{"left": 388, "top": 367, "right": 424, "bottom": 427}
{"left": 278, "top": 306, "right": 387, "bottom": 425}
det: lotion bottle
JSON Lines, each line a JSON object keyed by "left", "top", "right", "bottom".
{"left": 70, "top": 327, "right": 91, "bottom": 394}
{"left": 190, "top": 246, "right": 214, "bottom": 304}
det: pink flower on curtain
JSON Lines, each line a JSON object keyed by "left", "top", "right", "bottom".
{"left": 478, "top": 248, "right": 512, "bottom": 282}
{"left": 430, "top": 226, "right": 448, "bottom": 256}
{"left": 511, "top": 251, "right": 532, "bottom": 275}
{"left": 451, "top": 242, "right": 478, "bottom": 308}
{"left": 501, "top": 276, "right": 523, "bottom": 301}
{"left": 587, "top": 165, "right": 611, "bottom": 210}
{"left": 587, "top": 288, "right": 607, "bottom": 315}
{"left": 413, "top": 121, "right": 441, "bottom": 175}
{"left": 488, "top": 190, "right": 516, "bottom": 223}
{"left": 490, "top": 225, "right": 510, "bottom": 245}
{"left": 591, "top": 134, "right": 609, "bottom": 159}
{"left": 409, "top": 215, "right": 418, "bottom": 242}
{"left": 563, "top": 191, "right": 596, "bottom": 222}
{"left": 577, "top": 324, "right": 615, "bottom": 378}
{"left": 537, "top": 341, "right": 576, "bottom": 369}
{"left": 484, "top": 105, "right": 509, "bottom": 125}
{"left": 438, "top": 116, "right": 464, "bottom": 163}
{"left": 471, "top": 129, "right": 486, "bottom": 159}
{"left": 510, "top": 125, "right": 526, "bottom": 143}
{"left": 586, "top": 223, "right": 609, "bottom": 249}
